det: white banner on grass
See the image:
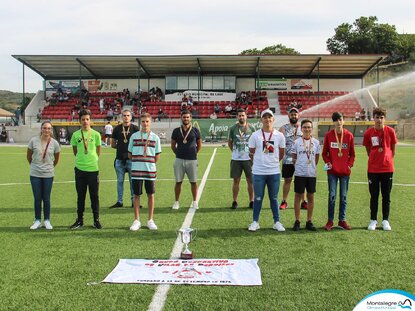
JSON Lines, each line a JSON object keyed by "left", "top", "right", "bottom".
{"left": 103, "top": 258, "right": 262, "bottom": 286}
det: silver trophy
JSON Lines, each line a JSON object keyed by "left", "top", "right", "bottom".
{"left": 177, "top": 227, "right": 197, "bottom": 259}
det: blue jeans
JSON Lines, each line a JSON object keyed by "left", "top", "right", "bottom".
{"left": 30, "top": 176, "right": 54, "bottom": 221}
{"left": 115, "top": 159, "right": 133, "bottom": 203}
{"left": 327, "top": 174, "right": 350, "bottom": 221}
{"left": 252, "top": 174, "right": 281, "bottom": 222}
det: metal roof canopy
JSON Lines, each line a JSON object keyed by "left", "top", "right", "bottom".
{"left": 12, "top": 54, "right": 387, "bottom": 80}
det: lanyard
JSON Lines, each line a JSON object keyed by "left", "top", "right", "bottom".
{"left": 302, "top": 137, "right": 313, "bottom": 164}
{"left": 335, "top": 129, "right": 344, "bottom": 156}
{"left": 81, "top": 130, "right": 91, "bottom": 154}
{"left": 41, "top": 138, "right": 51, "bottom": 161}
{"left": 180, "top": 125, "right": 192, "bottom": 144}
{"left": 140, "top": 131, "right": 150, "bottom": 156}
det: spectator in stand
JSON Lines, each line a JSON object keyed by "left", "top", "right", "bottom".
{"left": 182, "top": 94, "right": 188, "bottom": 103}
{"left": 355, "top": 111, "right": 360, "bottom": 121}
{"left": 1, "top": 124, "right": 8, "bottom": 142}
{"left": 37, "top": 108, "right": 42, "bottom": 122}
{"left": 231, "top": 102, "right": 238, "bottom": 117}
{"left": 363, "top": 107, "right": 397, "bottom": 231}
{"left": 155, "top": 87, "right": 163, "bottom": 101}
{"left": 99, "top": 98, "right": 105, "bottom": 113}
{"left": 157, "top": 108, "right": 165, "bottom": 121}
{"left": 225, "top": 103, "right": 233, "bottom": 117}
{"left": 104, "top": 121, "right": 113, "bottom": 146}
{"left": 366, "top": 108, "right": 371, "bottom": 121}
{"left": 27, "top": 121, "right": 61, "bottom": 230}
{"left": 322, "top": 112, "right": 355, "bottom": 231}
{"left": 181, "top": 101, "right": 188, "bottom": 111}
{"left": 149, "top": 87, "right": 157, "bottom": 102}
{"left": 214, "top": 103, "right": 221, "bottom": 114}
{"left": 187, "top": 96, "right": 193, "bottom": 107}
{"left": 210, "top": 111, "right": 218, "bottom": 119}
{"left": 360, "top": 108, "right": 366, "bottom": 121}
{"left": 107, "top": 108, "right": 114, "bottom": 121}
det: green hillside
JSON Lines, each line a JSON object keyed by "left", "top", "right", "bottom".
{"left": 0, "top": 90, "right": 35, "bottom": 112}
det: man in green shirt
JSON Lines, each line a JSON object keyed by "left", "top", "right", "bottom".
{"left": 70, "top": 109, "right": 102, "bottom": 229}
{"left": 227, "top": 108, "right": 255, "bottom": 209}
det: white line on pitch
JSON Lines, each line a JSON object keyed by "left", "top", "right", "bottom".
{"left": 147, "top": 148, "right": 218, "bottom": 311}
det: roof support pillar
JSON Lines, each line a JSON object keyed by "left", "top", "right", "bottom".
{"left": 197, "top": 58, "right": 201, "bottom": 102}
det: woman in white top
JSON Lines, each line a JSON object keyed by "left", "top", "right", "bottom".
{"left": 247, "top": 109, "right": 286, "bottom": 232}
{"left": 27, "top": 121, "right": 61, "bottom": 230}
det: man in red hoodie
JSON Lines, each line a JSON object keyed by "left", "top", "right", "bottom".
{"left": 322, "top": 112, "right": 355, "bottom": 230}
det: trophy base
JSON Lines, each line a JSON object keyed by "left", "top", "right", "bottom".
{"left": 180, "top": 252, "right": 194, "bottom": 260}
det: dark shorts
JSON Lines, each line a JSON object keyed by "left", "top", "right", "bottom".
{"left": 282, "top": 164, "right": 295, "bottom": 179}
{"left": 132, "top": 179, "right": 155, "bottom": 195}
{"left": 105, "top": 134, "right": 111, "bottom": 138}
{"left": 294, "top": 176, "right": 316, "bottom": 194}
{"left": 230, "top": 160, "right": 252, "bottom": 179}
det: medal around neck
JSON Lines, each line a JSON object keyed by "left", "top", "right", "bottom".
{"left": 176, "top": 227, "right": 197, "bottom": 259}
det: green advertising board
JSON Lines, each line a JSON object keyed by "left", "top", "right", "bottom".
{"left": 192, "top": 118, "right": 262, "bottom": 141}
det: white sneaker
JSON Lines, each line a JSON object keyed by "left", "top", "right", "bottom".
{"left": 147, "top": 219, "right": 158, "bottom": 230}
{"left": 382, "top": 220, "right": 392, "bottom": 231}
{"left": 248, "top": 221, "right": 260, "bottom": 232}
{"left": 172, "top": 201, "right": 180, "bottom": 210}
{"left": 30, "top": 220, "right": 42, "bottom": 230}
{"left": 367, "top": 220, "right": 377, "bottom": 231}
{"left": 44, "top": 220, "right": 53, "bottom": 230}
{"left": 191, "top": 201, "right": 199, "bottom": 209}
{"left": 273, "top": 221, "right": 286, "bottom": 232}
{"left": 130, "top": 220, "right": 141, "bottom": 231}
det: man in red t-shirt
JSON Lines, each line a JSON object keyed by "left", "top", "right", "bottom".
{"left": 362, "top": 107, "right": 397, "bottom": 231}
{"left": 322, "top": 112, "right": 355, "bottom": 231}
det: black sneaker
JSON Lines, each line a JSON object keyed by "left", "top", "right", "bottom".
{"left": 231, "top": 201, "right": 238, "bottom": 209}
{"left": 70, "top": 219, "right": 83, "bottom": 229}
{"left": 249, "top": 201, "right": 254, "bottom": 209}
{"left": 293, "top": 220, "right": 301, "bottom": 231}
{"left": 93, "top": 220, "right": 102, "bottom": 229}
{"left": 306, "top": 220, "right": 317, "bottom": 231}
{"left": 110, "top": 202, "right": 123, "bottom": 208}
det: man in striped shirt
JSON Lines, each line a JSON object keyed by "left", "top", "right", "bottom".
{"left": 128, "top": 113, "right": 162, "bottom": 231}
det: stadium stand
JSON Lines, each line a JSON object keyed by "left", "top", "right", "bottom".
{"left": 277, "top": 91, "right": 361, "bottom": 119}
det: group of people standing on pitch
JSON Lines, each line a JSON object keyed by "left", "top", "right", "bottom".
{"left": 27, "top": 105, "right": 397, "bottom": 233}
{"left": 26, "top": 109, "right": 202, "bottom": 231}
{"left": 227, "top": 106, "right": 397, "bottom": 232}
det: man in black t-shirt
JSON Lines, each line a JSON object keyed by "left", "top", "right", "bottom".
{"left": 110, "top": 109, "right": 139, "bottom": 208}
{"left": 171, "top": 110, "right": 202, "bottom": 210}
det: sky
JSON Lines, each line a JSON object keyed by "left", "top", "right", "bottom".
{"left": 1, "top": 0, "right": 414, "bottom": 93}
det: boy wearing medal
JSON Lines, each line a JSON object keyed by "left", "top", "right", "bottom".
{"left": 227, "top": 108, "right": 255, "bottom": 209}
{"left": 279, "top": 107, "right": 308, "bottom": 210}
{"left": 291, "top": 119, "right": 321, "bottom": 231}
{"left": 110, "top": 109, "right": 139, "bottom": 208}
{"left": 363, "top": 107, "right": 397, "bottom": 231}
{"left": 247, "top": 109, "right": 286, "bottom": 232}
{"left": 70, "top": 109, "right": 102, "bottom": 229}
{"left": 322, "top": 112, "right": 355, "bottom": 230}
{"left": 171, "top": 110, "right": 202, "bottom": 210}
{"left": 128, "top": 113, "right": 161, "bottom": 231}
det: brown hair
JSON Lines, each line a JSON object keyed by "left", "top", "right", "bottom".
{"left": 40, "top": 120, "right": 54, "bottom": 137}
{"left": 140, "top": 112, "right": 152, "bottom": 119}
{"left": 373, "top": 107, "right": 386, "bottom": 117}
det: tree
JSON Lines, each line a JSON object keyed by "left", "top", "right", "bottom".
{"left": 240, "top": 44, "right": 299, "bottom": 55}
{"left": 327, "top": 16, "right": 399, "bottom": 55}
